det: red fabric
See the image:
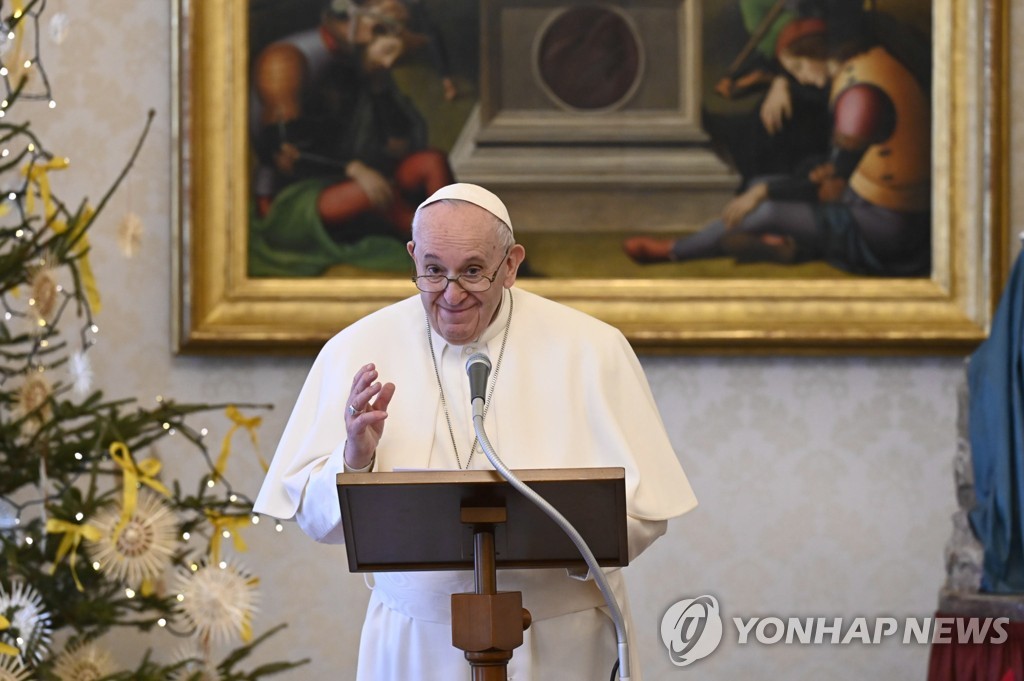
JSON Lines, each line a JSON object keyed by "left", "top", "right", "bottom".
{"left": 775, "top": 17, "right": 826, "bottom": 56}
{"left": 927, "top": 614, "right": 1024, "bottom": 681}
{"left": 833, "top": 84, "right": 897, "bottom": 146}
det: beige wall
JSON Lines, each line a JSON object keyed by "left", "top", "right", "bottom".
{"left": 29, "top": 1, "right": 1020, "bottom": 678}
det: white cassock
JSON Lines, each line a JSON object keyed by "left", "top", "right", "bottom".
{"left": 254, "top": 288, "right": 697, "bottom": 681}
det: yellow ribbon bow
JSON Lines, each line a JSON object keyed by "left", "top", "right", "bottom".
{"left": 22, "top": 156, "right": 69, "bottom": 219}
{"left": 109, "top": 441, "right": 171, "bottom": 539}
{"left": 20, "top": 155, "right": 101, "bottom": 312}
{"left": 46, "top": 518, "right": 102, "bottom": 591}
{"left": 0, "top": 614, "right": 19, "bottom": 656}
{"left": 214, "top": 406, "right": 267, "bottom": 482}
{"left": 206, "top": 511, "right": 251, "bottom": 563}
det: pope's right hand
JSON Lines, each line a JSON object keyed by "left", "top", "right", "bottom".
{"left": 344, "top": 363, "right": 395, "bottom": 469}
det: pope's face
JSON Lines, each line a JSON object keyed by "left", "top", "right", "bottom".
{"left": 408, "top": 202, "right": 525, "bottom": 345}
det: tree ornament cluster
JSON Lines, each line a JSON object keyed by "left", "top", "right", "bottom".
{"left": 0, "top": 2, "right": 304, "bottom": 679}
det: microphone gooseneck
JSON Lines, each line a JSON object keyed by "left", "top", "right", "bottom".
{"left": 464, "top": 353, "right": 633, "bottom": 679}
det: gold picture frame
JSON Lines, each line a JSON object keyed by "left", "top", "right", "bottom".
{"left": 172, "top": 0, "right": 1009, "bottom": 354}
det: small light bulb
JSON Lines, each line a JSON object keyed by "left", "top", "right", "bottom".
{"left": 15, "top": 637, "right": 23, "bottom": 646}
{"left": 22, "top": 60, "right": 30, "bottom": 69}
{"left": 24, "top": 536, "right": 33, "bottom": 545}
{"left": 0, "top": 66, "right": 8, "bottom": 75}
{"left": 182, "top": 531, "right": 190, "bottom": 540}
{"left": 200, "top": 428, "right": 209, "bottom": 437}
{"left": 74, "top": 512, "right": 84, "bottom": 521}
{"left": 275, "top": 522, "right": 284, "bottom": 533}
{"left": 206, "top": 480, "right": 215, "bottom": 488}
{"left": 74, "top": 452, "right": 83, "bottom": 460}
{"left": 158, "top": 618, "right": 167, "bottom": 627}
{"left": 190, "top": 563, "right": 199, "bottom": 571}
{"left": 221, "top": 530, "right": 231, "bottom": 539}
{"left": 47, "top": 100, "right": 55, "bottom": 109}
{"left": 92, "top": 561, "right": 101, "bottom": 570}
{"left": 219, "top": 561, "right": 227, "bottom": 569}
{"left": 176, "top": 593, "right": 185, "bottom": 602}
{"left": 90, "top": 324, "right": 98, "bottom": 333}
{"left": 251, "top": 515, "right": 260, "bottom": 524}
{"left": 162, "top": 422, "right": 170, "bottom": 430}
{"left": 125, "top": 588, "right": 135, "bottom": 599}
{"left": 229, "top": 494, "right": 238, "bottom": 502}
{"left": 7, "top": 192, "right": 15, "bottom": 200}
{"left": 26, "top": 143, "right": 33, "bottom": 152}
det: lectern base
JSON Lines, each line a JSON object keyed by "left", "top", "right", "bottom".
{"left": 452, "top": 508, "right": 532, "bottom": 681}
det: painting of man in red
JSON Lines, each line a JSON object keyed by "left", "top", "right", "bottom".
{"left": 249, "top": 0, "right": 454, "bottom": 277}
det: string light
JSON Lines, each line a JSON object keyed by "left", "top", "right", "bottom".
{"left": 251, "top": 515, "right": 260, "bottom": 525}
{"left": 181, "top": 531, "right": 190, "bottom": 540}
{"left": 124, "top": 588, "right": 135, "bottom": 599}
{"left": 274, "top": 522, "right": 283, "bottom": 533}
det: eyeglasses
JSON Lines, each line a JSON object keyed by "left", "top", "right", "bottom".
{"left": 412, "top": 249, "right": 509, "bottom": 293}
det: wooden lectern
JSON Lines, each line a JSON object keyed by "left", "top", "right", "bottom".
{"left": 337, "top": 467, "right": 628, "bottom": 680}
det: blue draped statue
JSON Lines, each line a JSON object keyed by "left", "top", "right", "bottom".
{"left": 969, "top": 249, "right": 1024, "bottom": 592}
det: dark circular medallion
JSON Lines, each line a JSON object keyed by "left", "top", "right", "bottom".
{"left": 536, "top": 6, "right": 642, "bottom": 111}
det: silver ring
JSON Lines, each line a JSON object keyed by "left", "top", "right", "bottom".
{"left": 347, "top": 404, "right": 360, "bottom": 417}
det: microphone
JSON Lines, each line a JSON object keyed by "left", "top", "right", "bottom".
{"left": 465, "top": 352, "right": 491, "bottom": 406}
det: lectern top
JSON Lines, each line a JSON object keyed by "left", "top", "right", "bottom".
{"left": 336, "top": 467, "right": 628, "bottom": 572}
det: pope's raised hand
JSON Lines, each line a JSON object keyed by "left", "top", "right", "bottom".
{"left": 343, "top": 363, "right": 395, "bottom": 469}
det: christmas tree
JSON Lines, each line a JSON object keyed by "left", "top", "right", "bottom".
{"left": 0, "top": 2, "right": 305, "bottom": 679}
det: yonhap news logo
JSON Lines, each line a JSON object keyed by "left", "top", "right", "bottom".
{"left": 660, "top": 595, "right": 724, "bottom": 666}
{"left": 660, "top": 595, "right": 1009, "bottom": 668}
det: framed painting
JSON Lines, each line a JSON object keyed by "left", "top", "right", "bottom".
{"left": 172, "top": 0, "right": 1009, "bottom": 354}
